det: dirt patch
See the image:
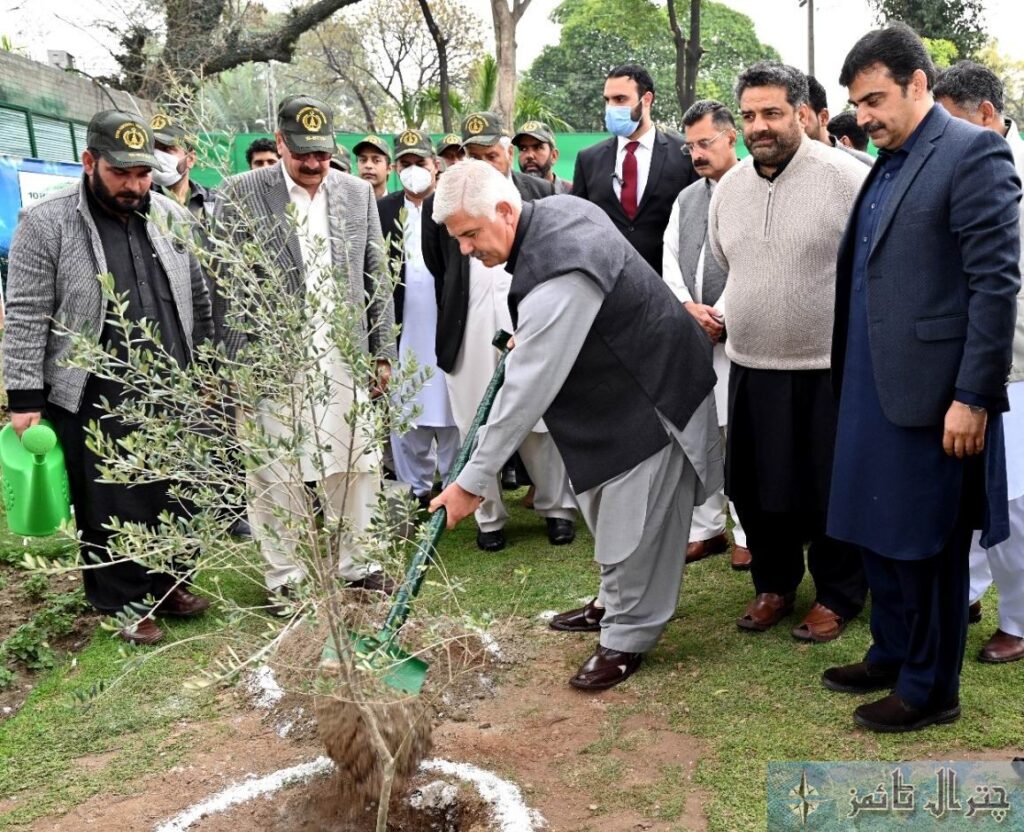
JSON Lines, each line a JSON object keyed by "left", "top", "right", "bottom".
{"left": 25, "top": 622, "right": 709, "bottom": 832}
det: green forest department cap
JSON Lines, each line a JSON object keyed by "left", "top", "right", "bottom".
{"left": 353, "top": 134, "right": 392, "bottom": 159}
{"left": 394, "top": 129, "right": 433, "bottom": 159}
{"left": 436, "top": 133, "right": 462, "bottom": 154}
{"left": 150, "top": 112, "right": 194, "bottom": 148}
{"left": 277, "top": 95, "right": 336, "bottom": 154}
{"left": 513, "top": 121, "right": 557, "bottom": 148}
{"left": 87, "top": 110, "right": 158, "bottom": 169}
{"left": 461, "top": 111, "right": 507, "bottom": 147}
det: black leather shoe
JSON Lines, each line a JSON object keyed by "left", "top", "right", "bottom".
{"left": 501, "top": 463, "right": 518, "bottom": 490}
{"left": 969, "top": 600, "right": 982, "bottom": 624}
{"left": 477, "top": 529, "right": 507, "bottom": 552}
{"left": 546, "top": 518, "right": 575, "bottom": 546}
{"left": 569, "top": 645, "right": 643, "bottom": 691}
{"left": 228, "top": 518, "right": 252, "bottom": 539}
{"left": 346, "top": 572, "right": 397, "bottom": 595}
{"left": 550, "top": 599, "right": 605, "bottom": 632}
{"left": 854, "top": 694, "right": 961, "bottom": 733}
{"left": 822, "top": 660, "right": 900, "bottom": 694}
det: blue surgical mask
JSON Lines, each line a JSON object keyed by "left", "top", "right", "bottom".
{"left": 605, "top": 104, "right": 640, "bottom": 138}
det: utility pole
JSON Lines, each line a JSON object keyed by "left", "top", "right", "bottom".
{"left": 799, "top": 0, "right": 815, "bottom": 76}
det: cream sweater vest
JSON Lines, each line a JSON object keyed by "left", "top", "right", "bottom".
{"left": 708, "top": 134, "right": 869, "bottom": 370}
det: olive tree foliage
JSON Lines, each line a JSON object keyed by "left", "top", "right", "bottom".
{"left": 868, "top": 0, "right": 987, "bottom": 60}
{"left": 24, "top": 105, "right": 505, "bottom": 826}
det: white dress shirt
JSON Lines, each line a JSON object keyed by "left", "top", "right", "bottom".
{"left": 612, "top": 124, "right": 656, "bottom": 206}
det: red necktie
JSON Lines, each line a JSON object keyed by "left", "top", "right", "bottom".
{"left": 620, "top": 140, "right": 639, "bottom": 220}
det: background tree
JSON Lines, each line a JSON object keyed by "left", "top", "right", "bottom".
{"left": 977, "top": 39, "right": 1024, "bottom": 128}
{"left": 523, "top": 0, "right": 778, "bottom": 131}
{"left": 923, "top": 37, "right": 959, "bottom": 69}
{"left": 489, "top": 0, "right": 533, "bottom": 128}
{"left": 666, "top": 0, "right": 703, "bottom": 116}
{"left": 97, "top": 0, "right": 366, "bottom": 97}
{"left": 867, "top": 0, "right": 987, "bottom": 59}
{"left": 304, "top": 0, "right": 484, "bottom": 130}
{"left": 418, "top": 0, "right": 455, "bottom": 131}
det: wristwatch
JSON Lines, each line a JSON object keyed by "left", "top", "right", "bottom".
{"left": 959, "top": 401, "right": 986, "bottom": 414}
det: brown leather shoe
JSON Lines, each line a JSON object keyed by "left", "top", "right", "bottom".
{"left": 737, "top": 592, "right": 796, "bottom": 632}
{"left": 792, "top": 602, "right": 848, "bottom": 643}
{"left": 569, "top": 645, "right": 643, "bottom": 691}
{"left": 346, "top": 571, "right": 397, "bottom": 595}
{"left": 686, "top": 533, "right": 728, "bottom": 563}
{"left": 119, "top": 617, "right": 164, "bottom": 645}
{"left": 969, "top": 600, "right": 982, "bottom": 624}
{"left": 979, "top": 629, "right": 1024, "bottom": 663}
{"left": 155, "top": 586, "right": 211, "bottom": 618}
{"left": 730, "top": 545, "right": 752, "bottom": 571}
{"left": 550, "top": 599, "right": 604, "bottom": 632}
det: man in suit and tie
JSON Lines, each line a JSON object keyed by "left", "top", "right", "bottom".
{"left": 217, "top": 95, "right": 399, "bottom": 600}
{"left": 422, "top": 111, "right": 578, "bottom": 553}
{"left": 824, "top": 24, "right": 1020, "bottom": 732}
{"left": 571, "top": 63, "right": 698, "bottom": 273}
{"left": 377, "top": 129, "right": 459, "bottom": 508}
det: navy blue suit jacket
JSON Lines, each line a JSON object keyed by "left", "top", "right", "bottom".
{"left": 832, "top": 105, "right": 1021, "bottom": 426}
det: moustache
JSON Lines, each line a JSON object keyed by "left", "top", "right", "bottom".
{"left": 749, "top": 131, "right": 776, "bottom": 143}
{"left": 864, "top": 122, "right": 884, "bottom": 134}
{"left": 299, "top": 167, "right": 322, "bottom": 176}
{"left": 693, "top": 159, "right": 710, "bottom": 167}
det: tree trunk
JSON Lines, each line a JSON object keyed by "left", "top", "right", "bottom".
{"left": 417, "top": 0, "right": 454, "bottom": 131}
{"left": 683, "top": 0, "right": 703, "bottom": 111}
{"left": 489, "top": 0, "right": 531, "bottom": 128}
{"left": 666, "top": 0, "right": 687, "bottom": 118}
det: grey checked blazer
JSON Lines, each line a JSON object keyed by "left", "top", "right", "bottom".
{"left": 215, "top": 163, "right": 396, "bottom": 362}
{"left": 2, "top": 181, "right": 214, "bottom": 414}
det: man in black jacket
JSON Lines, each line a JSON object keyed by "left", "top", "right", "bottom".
{"left": 572, "top": 64, "right": 698, "bottom": 274}
{"left": 422, "top": 112, "right": 577, "bottom": 552}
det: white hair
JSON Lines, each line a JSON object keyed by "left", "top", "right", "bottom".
{"left": 432, "top": 158, "right": 522, "bottom": 224}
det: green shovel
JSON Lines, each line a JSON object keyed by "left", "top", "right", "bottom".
{"left": 321, "top": 329, "right": 513, "bottom": 694}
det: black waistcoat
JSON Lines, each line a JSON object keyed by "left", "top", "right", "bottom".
{"left": 507, "top": 196, "right": 715, "bottom": 493}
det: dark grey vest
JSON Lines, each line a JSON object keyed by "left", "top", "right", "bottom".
{"left": 508, "top": 196, "right": 715, "bottom": 493}
{"left": 674, "top": 177, "right": 727, "bottom": 307}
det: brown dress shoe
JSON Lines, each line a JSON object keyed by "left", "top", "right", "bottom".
{"left": 685, "top": 533, "right": 728, "bottom": 563}
{"left": 969, "top": 600, "right": 982, "bottom": 624}
{"left": 550, "top": 599, "right": 605, "bottom": 632}
{"left": 737, "top": 592, "right": 795, "bottom": 632}
{"left": 119, "top": 617, "right": 164, "bottom": 645}
{"left": 569, "top": 645, "right": 643, "bottom": 691}
{"left": 979, "top": 629, "right": 1024, "bottom": 663}
{"left": 854, "top": 694, "right": 960, "bottom": 733}
{"left": 156, "top": 586, "right": 211, "bottom": 618}
{"left": 792, "top": 602, "right": 848, "bottom": 643}
{"left": 730, "top": 545, "right": 752, "bottom": 571}
{"left": 346, "top": 571, "right": 397, "bottom": 595}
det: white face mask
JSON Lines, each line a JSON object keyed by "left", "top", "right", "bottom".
{"left": 399, "top": 163, "right": 433, "bottom": 195}
{"left": 151, "top": 148, "right": 185, "bottom": 188}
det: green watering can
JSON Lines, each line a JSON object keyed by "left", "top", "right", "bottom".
{"left": 322, "top": 330, "right": 513, "bottom": 695}
{"left": 0, "top": 420, "right": 72, "bottom": 536}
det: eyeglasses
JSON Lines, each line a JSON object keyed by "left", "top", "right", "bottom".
{"left": 682, "top": 129, "right": 730, "bottom": 155}
{"left": 292, "top": 150, "right": 332, "bottom": 162}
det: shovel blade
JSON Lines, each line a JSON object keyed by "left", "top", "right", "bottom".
{"left": 320, "top": 633, "right": 429, "bottom": 695}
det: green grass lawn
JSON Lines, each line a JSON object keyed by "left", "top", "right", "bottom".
{"left": 0, "top": 493, "right": 1021, "bottom": 831}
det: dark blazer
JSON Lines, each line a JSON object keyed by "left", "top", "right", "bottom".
{"left": 422, "top": 170, "right": 554, "bottom": 372}
{"left": 571, "top": 128, "right": 698, "bottom": 274}
{"left": 832, "top": 105, "right": 1021, "bottom": 426}
{"left": 377, "top": 190, "right": 408, "bottom": 338}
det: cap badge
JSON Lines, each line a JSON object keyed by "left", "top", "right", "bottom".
{"left": 150, "top": 114, "right": 169, "bottom": 131}
{"left": 116, "top": 123, "right": 147, "bottom": 150}
{"left": 522, "top": 121, "right": 541, "bottom": 131}
{"left": 297, "top": 106, "right": 326, "bottom": 132}
{"left": 466, "top": 115, "right": 487, "bottom": 135}
{"left": 443, "top": 133, "right": 460, "bottom": 144}
{"left": 399, "top": 130, "right": 419, "bottom": 146}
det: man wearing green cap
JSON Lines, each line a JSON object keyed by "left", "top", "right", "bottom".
{"left": 149, "top": 111, "right": 215, "bottom": 221}
{"left": 3, "top": 109, "right": 215, "bottom": 645}
{"left": 377, "top": 130, "right": 459, "bottom": 506}
{"left": 354, "top": 134, "right": 391, "bottom": 198}
{"left": 435, "top": 133, "right": 465, "bottom": 172}
{"left": 422, "top": 111, "right": 577, "bottom": 553}
{"left": 216, "top": 95, "right": 398, "bottom": 600}
{"left": 513, "top": 121, "right": 572, "bottom": 194}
